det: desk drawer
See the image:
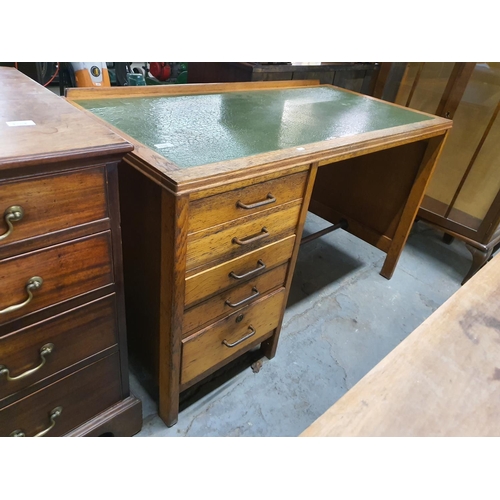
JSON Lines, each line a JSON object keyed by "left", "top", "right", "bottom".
{"left": 0, "top": 295, "right": 118, "bottom": 402}
{"left": 0, "top": 352, "right": 122, "bottom": 437}
{"left": 0, "top": 167, "right": 108, "bottom": 247}
{"left": 183, "top": 263, "right": 288, "bottom": 337}
{"left": 185, "top": 235, "right": 295, "bottom": 307}
{"left": 186, "top": 199, "right": 301, "bottom": 271}
{"left": 188, "top": 171, "right": 308, "bottom": 233}
{"left": 0, "top": 232, "right": 113, "bottom": 324}
{"left": 181, "top": 288, "right": 286, "bottom": 387}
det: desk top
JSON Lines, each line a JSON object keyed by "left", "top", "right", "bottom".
{"left": 75, "top": 86, "right": 433, "bottom": 169}
{"left": 66, "top": 81, "right": 451, "bottom": 193}
{"left": 300, "top": 253, "right": 500, "bottom": 437}
{"left": 0, "top": 67, "right": 133, "bottom": 171}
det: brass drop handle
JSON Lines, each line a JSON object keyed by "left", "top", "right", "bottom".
{"left": 0, "top": 276, "right": 43, "bottom": 315}
{"left": 0, "top": 343, "right": 54, "bottom": 382}
{"left": 229, "top": 260, "right": 266, "bottom": 280}
{"left": 225, "top": 287, "right": 260, "bottom": 308}
{"left": 236, "top": 193, "right": 276, "bottom": 210}
{"left": 0, "top": 205, "right": 24, "bottom": 242}
{"left": 232, "top": 227, "right": 269, "bottom": 246}
{"left": 10, "top": 406, "right": 63, "bottom": 437}
{"left": 222, "top": 326, "right": 256, "bottom": 348}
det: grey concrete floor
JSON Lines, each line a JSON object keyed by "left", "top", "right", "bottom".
{"left": 130, "top": 213, "right": 481, "bottom": 437}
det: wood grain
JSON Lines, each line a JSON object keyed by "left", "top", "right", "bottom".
{"left": 300, "top": 253, "right": 500, "bottom": 437}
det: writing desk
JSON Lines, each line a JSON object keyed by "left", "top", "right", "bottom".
{"left": 66, "top": 80, "right": 451, "bottom": 427}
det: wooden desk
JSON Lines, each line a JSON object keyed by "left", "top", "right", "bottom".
{"left": 66, "top": 80, "right": 451, "bottom": 427}
{"left": 301, "top": 253, "right": 500, "bottom": 437}
{"left": 0, "top": 68, "right": 142, "bottom": 437}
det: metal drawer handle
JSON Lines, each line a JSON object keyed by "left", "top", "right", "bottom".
{"left": 0, "top": 276, "right": 43, "bottom": 315}
{"left": 222, "top": 326, "right": 256, "bottom": 348}
{"left": 229, "top": 260, "right": 266, "bottom": 280}
{"left": 0, "top": 343, "right": 54, "bottom": 382}
{"left": 10, "top": 406, "right": 63, "bottom": 437}
{"left": 225, "top": 287, "right": 260, "bottom": 308}
{"left": 0, "top": 205, "right": 24, "bottom": 242}
{"left": 232, "top": 227, "right": 269, "bottom": 246}
{"left": 236, "top": 193, "right": 276, "bottom": 210}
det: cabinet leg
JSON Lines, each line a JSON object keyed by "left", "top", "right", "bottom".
{"left": 462, "top": 244, "right": 493, "bottom": 285}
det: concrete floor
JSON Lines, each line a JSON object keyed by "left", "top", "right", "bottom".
{"left": 130, "top": 213, "right": 479, "bottom": 437}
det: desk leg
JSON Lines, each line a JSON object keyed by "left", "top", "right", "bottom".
{"left": 262, "top": 163, "right": 318, "bottom": 359}
{"left": 380, "top": 134, "right": 448, "bottom": 279}
{"left": 158, "top": 191, "right": 189, "bottom": 427}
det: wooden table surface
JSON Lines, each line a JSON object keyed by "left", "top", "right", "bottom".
{"left": 300, "top": 254, "right": 500, "bottom": 437}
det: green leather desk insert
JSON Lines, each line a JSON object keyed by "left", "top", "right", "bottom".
{"left": 76, "top": 86, "right": 433, "bottom": 169}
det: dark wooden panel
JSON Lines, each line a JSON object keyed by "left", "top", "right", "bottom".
{"left": 0, "top": 232, "right": 113, "bottom": 324}
{"left": 0, "top": 353, "right": 122, "bottom": 437}
{"left": 0, "top": 294, "right": 118, "bottom": 402}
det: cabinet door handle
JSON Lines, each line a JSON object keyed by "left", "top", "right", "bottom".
{"left": 236, "top": 193, "right": 276, "bottom": 210}
{"left": 232, "top": 227, "right": 269, "bottom": 246}
{"left": 229, "top": 260, "right": 266, "bottom": 280}
{"left": 222, "top": 326, "right": 256, "bottom": 348}
{"left": 10, "top": 406, "right": 63, "bottom": 437}
{"left": 0, "top": 205, "right": 24, "bottom": 242}
{"left": 0, "top": 343, "right": 54, "bottom": 382}
{"left": 0, "top": 276, "right": 43, "bottom": 315}
{"left": 225, "top": 287, "right": 260, "bottom": 308}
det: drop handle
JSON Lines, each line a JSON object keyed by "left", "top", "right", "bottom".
{"left": 222, "top": 326, "right": 256, "bottom": 348}
{"left": 0, "top": 205, "right": 24, "bottom": 242}
{"left": 232, "top": 227, "right": 269, "bottom": 246}
{"left": 0, "top": 276, "right": 43, "bottom": 315}
{"left": 229, "top": 260, "right": 266, "bottom": 280}
{"left": 236, "top": 193, "right": 276, "bottom": 210}
{"left": 10, "top": 406, "right": 63, "bottom": 437}
{"left": 0, "top": 343, "right": 54, "bottom": 381}
{"left": 225, "top": 287, "right": 260, "bottom": 308}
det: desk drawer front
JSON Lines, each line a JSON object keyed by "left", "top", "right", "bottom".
{"left": 188, "top": 171, "right": 308, "bottom": 233}
{"left": 185, "top": 235, "right": 295, "bottom": 307}
{"left": 0, "top": 352, "right": 122, "bottom": 437}
{"left": 186, "top": 200, "right": 301, "bottom": 271}
{"left": 0, "top": 167, "right": 108, "bottom": 247}
{"left": 0, "top": 232, "right": 113, "bottom": 324}
{"left": 0, "top": 295, "right": 118, "bottom": 402}
{"left": 181, "top": 288, "right": 286, "bottom": 387}
{"left": 182, "top": 263, "right": 288, "bottom": 337}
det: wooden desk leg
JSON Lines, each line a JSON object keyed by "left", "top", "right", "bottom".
{"left": 262, "top": 163, "right": 318, "bottom": 359}
{"left": 380, "top": 133, "right": 449, "bottom": 279}
{"left": 158, "top": 191, "right": 188, "bottom": 427}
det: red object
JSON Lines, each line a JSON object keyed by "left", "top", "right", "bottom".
{"left": 149, "top": 62, "right": 171, "bottom": 81}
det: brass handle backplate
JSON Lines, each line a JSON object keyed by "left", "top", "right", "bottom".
{"left": 232, "top": 227, "right": 269, "bottom": 246}
{"left": 10, "top": 406, "right": 63, "bottom": 437}
{"left": 0, "top": 276, "right": 43, "bottom": 315}
{"left": 229, "top": 260, "right": 266, "bottom": 280}
{"left": 0, "top": 343, "right": 54, "bottom": 381}
{"left": 222, "top": 326, "right": 256, "bottom": 348}
{"left": 225, "top": 287, "right": 260, "bottom": 308}
{"left": 236, "top": 193, "right": 276, "bottom": 210}
{"left": 0, "top": 205, "right": 24, "bottom": 242}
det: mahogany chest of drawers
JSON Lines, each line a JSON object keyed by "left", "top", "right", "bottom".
{"left": 0, "top": 68, "right": 142, "bottom": 437}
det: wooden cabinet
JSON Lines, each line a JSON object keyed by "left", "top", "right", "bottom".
{"left": 0, "top": 68, "right": 142, "bottom": 437}
{"left": 65, "top": 80, "right": 450, "bottom": 427}
{"left": 387, "top": 62, "right": 500, "bottom": 283}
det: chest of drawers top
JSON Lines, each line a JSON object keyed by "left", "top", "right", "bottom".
{"left": 0, "top": 67, "right": 132, "bottom": 171}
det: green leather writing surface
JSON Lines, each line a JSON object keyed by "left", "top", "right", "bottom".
{"left": 77, "top": 87, "right": 433, "bottom": 168}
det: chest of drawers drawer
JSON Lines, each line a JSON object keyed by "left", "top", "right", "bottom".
{"left": 0, "top": 352, "right": 122, "bottom": 437}
{"left": 181, "top": 287, "right": 286, "bottom": 388}
{"left": 0, "top": 167, "right": 108, "bottom": 247}
{"left": 0, "top": 232, "right": 113, "bottom": 324}
{"left": 0, "top": 294, "right": 118, "bottom": 402}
